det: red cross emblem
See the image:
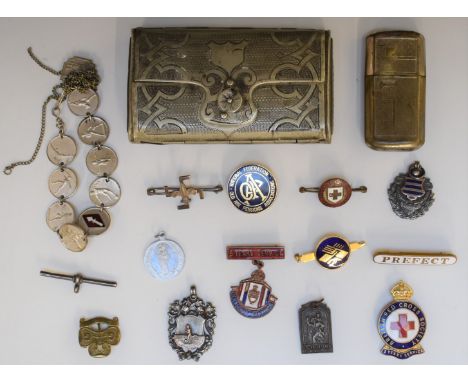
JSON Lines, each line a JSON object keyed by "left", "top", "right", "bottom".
{"left": 328, "top": 188, "right": 343, "bottom": 201}
{"left": 390, "top": 313, "right": 415, "bottom": 338}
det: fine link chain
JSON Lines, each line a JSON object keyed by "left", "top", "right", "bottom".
{"left": 3, "top": 48, "right": 98, "bottom": 175}
{"left": 3, "top": 48, "right": 62, "bottom": 175}
{"left": 3, "top": 86, "right": 62, "bottom": 175}
{"left": 27, "top": 47, "right": 62, "bottom": 76}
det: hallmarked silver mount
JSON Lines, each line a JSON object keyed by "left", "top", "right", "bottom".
{"left": 388, "top": 161, "right": 435, "bottom": 219}
{"left": 168, "top": 286, "right": 216, "bottom": 361}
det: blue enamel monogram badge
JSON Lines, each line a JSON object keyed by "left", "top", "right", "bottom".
{"left": 227, "top": 164, "right": 277, "bottom": 213}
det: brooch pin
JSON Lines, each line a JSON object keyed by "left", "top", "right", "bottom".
{"left": 228, "top": 245, "right": 284, "bottom": 318}
{"left": 227, "top": 164, "right": 277, "bottom": 214}
{"left": 373, "top": 251, "right": 457, "bottom": 266}
{"left": 388, "top": 161, "right": 435, "bottom": 219}
{"left": 79, "top": 316, "right": 121, "bottom": 358}
{"left": 168, "top": 286, "right": 216, "bottom": 361}
{"left": 147, "top": 175, "right": 223, "bottom": 210}
{"left": 144, "top": 231, "right": 185, "bottom": 280}
{"left": 299, "top": 298, "right": 333, "bottom": 353}
{"left": 40, "top": 270, "right": 117, "bottom": 293}
{"left": 295, "top": 234, "right": 365, "bottom": 269}
{"left": 378, "top": 281, "right": 426, "bottom": 359}
{"left": 299, "top": 178, "right": 367, "bottom": 207}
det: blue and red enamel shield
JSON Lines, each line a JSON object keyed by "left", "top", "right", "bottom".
{"left": 378, "top": 281, "right": 426, "bottom": 359}
{"left": 230, "top": 265, "right": 278, "bottom": 319}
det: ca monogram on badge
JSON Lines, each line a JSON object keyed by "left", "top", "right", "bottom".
{"left": 228, "top": 164, "right": 277, "bottom": 214}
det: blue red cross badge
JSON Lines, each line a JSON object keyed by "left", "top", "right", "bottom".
{"left": 378, "top": 281, "right": 426, "bottom": 359}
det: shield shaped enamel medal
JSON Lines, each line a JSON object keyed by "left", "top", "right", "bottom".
{"left": 378, "top": 281, "right": 426, "bottom": 359}
{"left": 227, "top": 246, "right": 283, "bottom": 318}
{"left": 230, "top": 261, "right": 277, "bottom": 318}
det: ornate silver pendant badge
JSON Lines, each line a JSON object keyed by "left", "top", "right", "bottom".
{"left": 168, "top": 286, "right": 216, "bottom": 361}
{"left": 299, "top": 299, "right": 333, "bottom": 353}
{"left": 388, "top": 161, "right": 434, "bottom": 219}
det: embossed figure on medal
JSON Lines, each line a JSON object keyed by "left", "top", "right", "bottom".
{"left": 3, "top": 48, "right": 121, "bottom": 251}
{"left": 299, "top": 299, "right": 333, "bottom": 354}
{"left": 168, "top": 286, "right": 216, "bottom": 361}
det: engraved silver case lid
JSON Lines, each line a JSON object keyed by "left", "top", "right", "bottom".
{"left": 128, "top": 28, "right": 333, "bottom": 144}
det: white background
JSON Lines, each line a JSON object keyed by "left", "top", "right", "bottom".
{"left": 0, "top": 17, "right": 467, "bottom": 365}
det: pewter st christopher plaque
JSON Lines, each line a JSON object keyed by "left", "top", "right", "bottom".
{"left": 299, "top": 299, "right": 333, "bottom": 353}
{"left": 128, "top": 28, "right": 333, "bottom": 144}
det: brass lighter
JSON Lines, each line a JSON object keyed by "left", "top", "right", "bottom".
{"left": 365, "top": 31, "right": 425, "bottom": 151}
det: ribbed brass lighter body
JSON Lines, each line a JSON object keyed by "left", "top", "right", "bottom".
{"left": 365, "top": 31, "right": 425, "bottom": 151}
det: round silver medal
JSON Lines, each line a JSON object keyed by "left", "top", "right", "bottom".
{"left": 67, "top": 88, "right": 99, "bottom": 116}
{"left": 46, "top": 135, "right": 77, "bottom": 165}
{"left": 78, "top": 116, "right": 109, "bottom": 145}
{"left": 58, "top": 223, "right": 88, "bottom": 252}
{"left": 86, "top": 146, "right": 118, "bottom": 176}
{"left": 78, "top": 207, "right": 111, "bottom": 236}
{"left": 89, "top": 177, "right": 121, "bottom": 207}
{"left": 48, "top": 168, "right": 78, "bottom": 199}
{"left": 46, "top": 201, "right": 75, "bottom": 232}
{"left": 144, "top": 232, "right": 185, "bottom": 280}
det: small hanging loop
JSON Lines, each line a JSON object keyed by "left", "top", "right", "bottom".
{"left": 409, "top": 161, "right": 425, "bottom": 178}
{"left": 155, "top": 231, "right": 166, "bottom": 239}
{"left": 190, "top": 286, "right": 197, "bottom": 300}
{"left": 252, "top": 259, "right": 264, "bottom": 269}
{"left": 3, "top": 166, "right": 13, "bottom": 175}
{"left": 73, "top": 274, "right": 83, "bottom": 293}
